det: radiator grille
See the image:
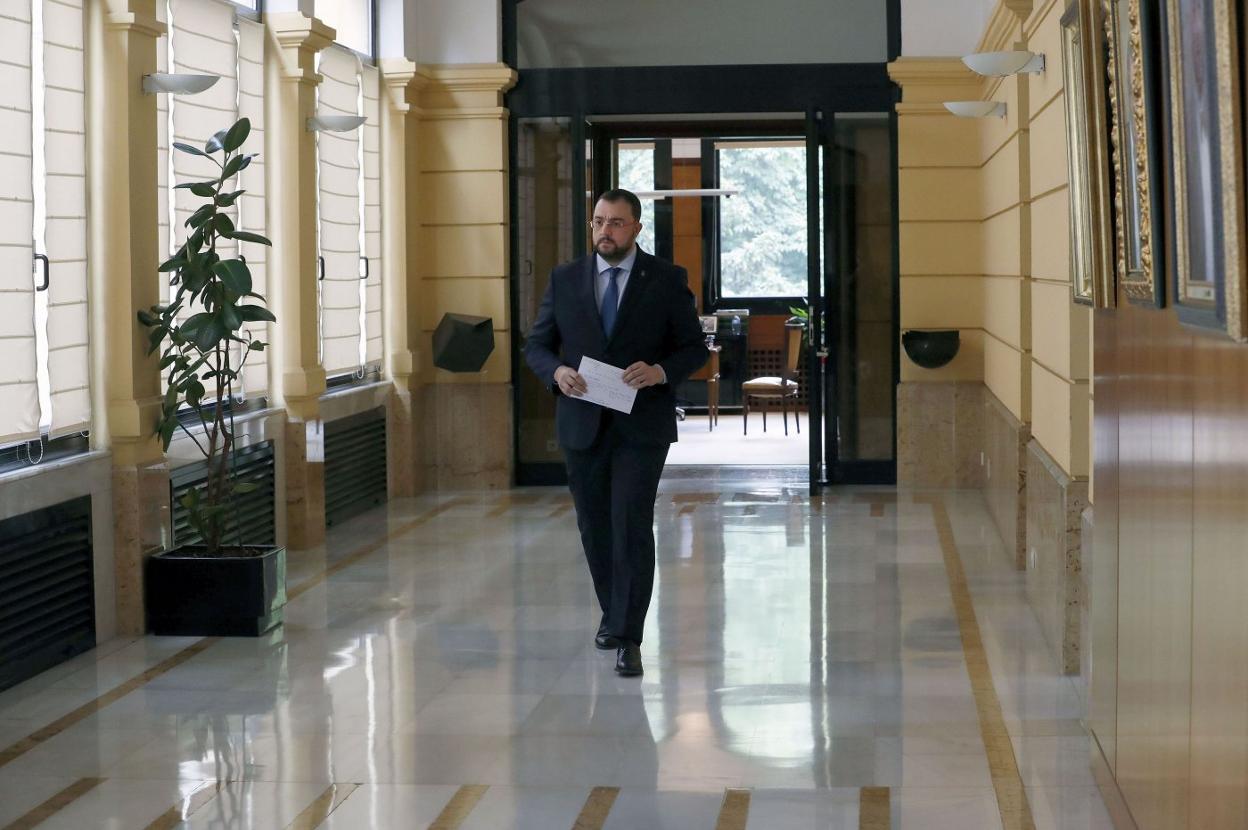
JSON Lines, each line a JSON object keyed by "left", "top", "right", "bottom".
{"left": 171, "top": 441, "right": 277, "bottom": 548}
{"left": 0, "top": 496, "right": 94, "bottom": 693}
{"left": 325, "top": 407, "right": 387, "bottom": 527}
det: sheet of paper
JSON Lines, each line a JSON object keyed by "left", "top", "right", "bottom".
{"left": 576, "top": 356, "right": 637, "bottom": 414}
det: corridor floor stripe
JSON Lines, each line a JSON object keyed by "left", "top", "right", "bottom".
{"left": 714, "top": 788, "right": 750, "bottom": 830}
{"left": 928, "top": 497, "right": 1037, "bottom": 830}
{"left": 0, "top": 638, "right": 218, "bottom": 770}
{"left": 429, "top": 785, "right": 490, "bottom": 830}
{"left": 143, "top": 781, "right": 223, "bottom": 830}
{"left": 1, "top": 777, "right": 104, "bottom": 830}
{"left": 285, "top": 783, "right": 359, "bottom": 830}
{"left": 571, "top": 786, "right": 619, "bottom": 830}
{"left": 0, "top": 498, "right": 463, "bottom": 772}
{"left": 858, "top": 786, "right": 890, "bottom": 830}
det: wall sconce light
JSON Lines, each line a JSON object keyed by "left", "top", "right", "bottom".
{"left": 943, "top": 100, "right": 1007, "bottom": 118}
{"left": 307, "top": 115, "right": 367, "bottom": 132}
{"left": 142, "top": 73, "right": 220, "bottom": 95}
{"left": 962, "top": 50, "right": 1045, "bottom": 76}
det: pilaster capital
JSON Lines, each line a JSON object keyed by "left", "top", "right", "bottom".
{"left": 380, "top": 58, "right": 420, "bottom": 114}
{"left": 414, "top": 63, "right": 518, "bottom": 118}
{"left": 267, "top": 13, "right": 336, "bottom": 84}
{"left": 104, "top": 11, "right": 166, "bottom": 38}
{"left": 887, "top": 57, "right": 980, "bottom": 106}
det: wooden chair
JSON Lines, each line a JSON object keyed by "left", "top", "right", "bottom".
{"left": 742, "top": 322, "right": 803, "bottom": 436}
{"left": 706, "top": 344, "right": 721, "bottom": 431}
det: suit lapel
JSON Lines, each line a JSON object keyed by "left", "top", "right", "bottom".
{"left": 607, "top": 250, "right": 652, "bottom": 347}
{"left": 578, "top": 254, "right": 606, "bottom": 349}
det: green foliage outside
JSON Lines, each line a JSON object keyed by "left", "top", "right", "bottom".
{"left": 719, "top": 145, "right": 807, "bottom": 298}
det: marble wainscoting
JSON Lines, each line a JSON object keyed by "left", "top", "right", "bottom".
{"left": 984, "top": 392, "right": 1029, "bottom": 569}
{"left": 420, "top": 382, "right": 512, "bottom": 490}
{"left": 896, "top": 381, "right": 986, "bottom": 488}
{"left": 1025, "top": 440, "right": 1090, "bottom": 677}
{"left": 0, "top": 452, "right": 116, "bottom": 640}
{"left": 284, "top": 418, "right": 326, "bottom": 550}
{"left": 1079, "top": 508, "right": 1094, "bottom": 708}
{"left": 386, "top": 385, "right": 417, "bottom": 499}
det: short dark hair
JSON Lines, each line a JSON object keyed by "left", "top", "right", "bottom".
{"left": 597, "top": 188, "right": 642, "bottom": 222}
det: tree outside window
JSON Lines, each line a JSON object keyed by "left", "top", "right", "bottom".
{"left": 719, "top": 144, "right": 807, "bottom": 298}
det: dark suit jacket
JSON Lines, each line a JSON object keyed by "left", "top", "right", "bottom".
{"left": 524, "top": 249, "right": 709, "bottom": 451}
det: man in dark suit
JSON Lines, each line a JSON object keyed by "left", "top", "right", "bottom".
{"left": 524, "top": 188, "right": 708, "bottom": 677}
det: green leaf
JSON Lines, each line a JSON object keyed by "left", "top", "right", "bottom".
{"left": 221, "top": 153, "right": 255, "bottom": 180}
{"left": 215, "top": 190, "right": 244, "bottom": 208}
{"left": 180, "top": 312, "right": 212, "bottom": 337}
{"left": 186, "top": 204, "right": 214, "bottom": 229}
{"left": 206, "top": 128, "right": 229, "bottom": 154}
{"left": 194, "top": 318, "right": 226, "bottom": 352}
{"left": 137, "top": 309, "right": 157, "bottom": 327}
{"left": 233, "top": 481, "right": 259, "bottom": 495}
{"left": 248, "top": 340, "right": 267, "bottom": 351}
{"left": 213, "top": 259, "right": 252, "bottom": 296}
{"left": 175, "top": 180, "right": 218, "bottom": 191}
{"left": 173, "top": 141, "right": 211, "bottom": 158}
{"left": 221, "top": 302, "right": 242, "bottom": 331}
{"left": 214, "top": 214, "right": 235, "bottom": 237}
{"left": 158, "top": 255, "right": 185, "bottom": 273}
{"left": 159, "top": 417, "right": 176, "bottom": 450}
{"left": 223, "top": 118, "right": 251, "bottom": 153}
{"left": 189, "top": 182, "right": 217, "bottom": 198}
{"left": 227, "top": 231, "right": 272, "bottom": 246}
{"left": 238, "top": 304, "right": 276, "bottom": 323}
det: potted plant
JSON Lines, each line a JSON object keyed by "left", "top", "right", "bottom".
{"left": 138, "top": 117, "right": 283, "bottom": 637}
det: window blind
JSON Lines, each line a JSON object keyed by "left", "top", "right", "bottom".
{"left": 41, "top": 0, "right": 89, "bottom": 437}
{"left": 0, "top": 4, "right": 39, "bottom": 445}
{"left": 236, "top": 16, "right": 268, "bottom": 398}
{"left": 361, "top": 64, "right": 382, "bottom": 367}
{"left": 316, "top": 46, "right": 363, "bottom": 377}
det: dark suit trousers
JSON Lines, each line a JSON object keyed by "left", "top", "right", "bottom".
{"left": 564, "top": 413, "right": 669, "bottom": 646}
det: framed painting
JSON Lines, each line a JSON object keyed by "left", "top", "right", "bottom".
{"left": 1103, "top": 0, "right": 1166, "bottom": 307}
{"left": 1061, "top": 0, "right": 1117, "bottom": 307}
{"left": 1160, "top": 0, "right": 1247, "bottom": 339}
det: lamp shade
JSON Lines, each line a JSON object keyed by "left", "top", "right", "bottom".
{"left": 432, "top": 313, "right": 495, "bottom": 373}
{"left": 962, "top": 50, "right": 1045, "bottom": 76}
{"left": 307, "top": 114, "right": 367, "bottom": 132}
{"left": 943, "top": 100, "right": 1007, "bottom": 118}
{"left": 142, "top": 73, "right": 220, "bottom": 95}
{"left": 902, "top": 330, "right": 960, "bottom": 369}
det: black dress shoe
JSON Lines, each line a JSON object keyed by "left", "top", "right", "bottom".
{"left": 595, "top": 622, "right": 621, "bottom": 651}
{"left": 615, "top": 641, "right": 643, "bottom": 676}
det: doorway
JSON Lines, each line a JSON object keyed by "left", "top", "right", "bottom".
{"left": 511, "top": 115, "right": 897, "bottom": 490}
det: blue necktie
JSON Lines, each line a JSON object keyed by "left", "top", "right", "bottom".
{"left": 601, "top": 267, "right": 621, "bottom": 337}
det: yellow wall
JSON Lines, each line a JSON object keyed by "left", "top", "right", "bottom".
{"left": 890, "top": 0, "right": 1092, "bottom": 481}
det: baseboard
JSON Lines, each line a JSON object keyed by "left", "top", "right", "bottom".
{"left": 1090, "top": 734, "right": 1139, "bottom": 830}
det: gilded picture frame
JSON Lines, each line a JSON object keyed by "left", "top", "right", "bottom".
{"left": 1160, "top": 0, "right": 1247, "bottom": 339}
{"left": 1061, "top": 0, "right": 1117, "bottom": 307}
{"left": 1103, "top": 0, "right": 1166, "bottom": 307}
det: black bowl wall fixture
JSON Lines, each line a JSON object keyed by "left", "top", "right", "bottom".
{"left": 902, "top": 329, "right": 960, "bottom": 369}
{"left": 433, "top": 313, "right": 495, "bottom": 372}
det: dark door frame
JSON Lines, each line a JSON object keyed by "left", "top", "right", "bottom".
{"left": 505, "top": 5, "right": 901, "bottom": 487}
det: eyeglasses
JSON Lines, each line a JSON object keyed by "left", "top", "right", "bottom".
{"left": 589, "top": 218, "right": 633, "bottom": 231}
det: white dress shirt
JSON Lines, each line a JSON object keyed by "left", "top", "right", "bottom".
{"left": 594, "top": 246, "right": 638, "bottom": 311}
{"left": 592, "top": 246, "right": 666, "bottom": 384}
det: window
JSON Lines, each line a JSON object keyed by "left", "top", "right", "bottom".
{"left": 0, "top": 0, "right": 90, "bottom": 456}
{"left": 717, "top": 141, "right": 807, "bottom": 299}
{"left": 315, "top": 0, "right": 373, "bottom": 58}
{"left": 316, "top": 46, "right": 382, "bottom": 381}
{"left": 615, "top": 143, "right": 655, "bottom": 255}
{"left": 160, "top": 0, "right": 269, "bottom": 402}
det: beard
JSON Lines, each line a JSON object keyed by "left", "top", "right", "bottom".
{"left": 595, "top": 236, "right": 631, "bottom": 262}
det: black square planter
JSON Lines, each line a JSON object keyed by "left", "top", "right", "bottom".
{"left": 145, "top": 546, "right": 287, "bottom": 637}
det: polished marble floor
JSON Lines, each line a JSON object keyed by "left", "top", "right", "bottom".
{"left": 0, "top": 469, "right": 1113, "bottom": 828}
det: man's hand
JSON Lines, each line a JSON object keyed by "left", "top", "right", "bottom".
{"left": 622, "top": 362, "right": 665, "bottom": 389}
{"left": 554, "top": 365, "right": 588, "bottom": 397}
